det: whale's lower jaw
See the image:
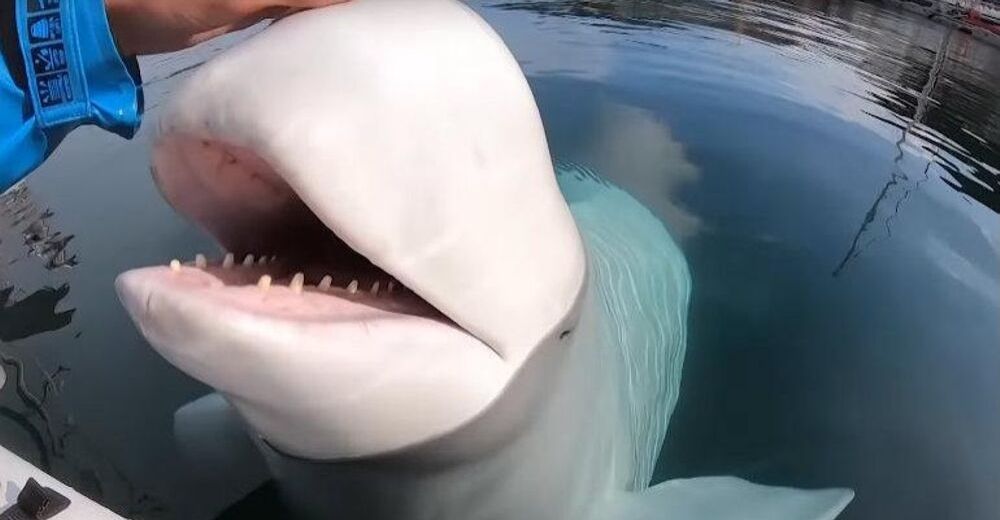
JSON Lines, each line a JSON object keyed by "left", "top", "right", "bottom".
{"left": 117, "top": 261, "right": 511, "bottom": 460}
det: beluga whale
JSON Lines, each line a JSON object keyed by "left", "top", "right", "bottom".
{"left": 116, "top": 0, "right": 855, "bottom": 518}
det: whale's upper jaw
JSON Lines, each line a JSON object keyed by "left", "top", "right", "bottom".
{"left": 115, "top": 0, "right": 586, "bottom": 461}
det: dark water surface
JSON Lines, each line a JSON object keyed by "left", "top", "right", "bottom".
{"left": 1, "top": 1, "right": 998, "bottom": 519}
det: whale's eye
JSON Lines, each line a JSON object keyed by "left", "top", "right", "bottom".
{"left": 560, "top": 329, "right": 573, "bottom": 340}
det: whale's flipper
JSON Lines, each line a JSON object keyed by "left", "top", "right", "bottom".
{"left": 604, "top": 477, "right": 853, "bottom": 520}
{"left": 173, "top": 394, "right": 270, "bottom": 518}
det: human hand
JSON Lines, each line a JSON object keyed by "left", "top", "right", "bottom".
{"left": 105, "top": 0, "right": 349, "bottom": 56}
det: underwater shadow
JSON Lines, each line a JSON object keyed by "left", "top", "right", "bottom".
{"left": 0, "top": 286, "right": 75, "bottom": 343}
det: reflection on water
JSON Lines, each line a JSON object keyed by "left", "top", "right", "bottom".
{"left": 496, "top": 0, "right": 1000, "bottom": 218}
{"left": 0, "top": 186, "right": 167, "bottom": 517}
{"left": 0, "top": 343, "right": 167, "bottom": 518}
{"left": 2, "top": 185, "right": 78, "bottom": 271}
{"left": 0, "top": 184, "right": 77, "bottom": 400}
{"left": 834, "top": 26, "right": 954, "bottom": 276}
{"left": 0, "top": 0, "right": 997, "bottom": 519}
{"left": 0, "top": 286, "right": 74, "bottom": 343}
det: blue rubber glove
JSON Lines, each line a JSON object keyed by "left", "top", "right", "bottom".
{"left": 0, "top": 0, "right": 142, "bottom": 194}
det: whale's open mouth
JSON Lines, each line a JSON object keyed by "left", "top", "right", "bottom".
{"left": 118, "top": 134, "right": 500, "bottom": 371}
{"left": 135, "top": 136, "right": 451, "bottom": 330}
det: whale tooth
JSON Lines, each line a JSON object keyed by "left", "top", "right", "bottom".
{"left": 222, "top": 253, "right": 235, "bottom": 269}
{"left": 258, "top": 256, "right": 268, "bottom": 266}
{"left": 195, "top": 254, "right": 207, "bottom": 269}
{"left": 318, "top": 276, "right": 333, "bottom": 291}
{"left": 371, "top": 281, "right": 380, "bottom": 295}
{"left": 347, "top": 280, "right": 358, "bottom": 294}
{"left": 258, "top": 275, "right": 272, "bottom": 290}
{"left": 291, "top": 273, "right": 305, "bottom": 294}
{"left": 170, "top": 259, "right": 181, "bottom": 273}
{"left": 243, "top": 254, "right": 255, "bottom": 267}
{"left": 270, "top": 255, "right": 278, "bottom": 263}
{"left": 387, "top": 280, "right": 396, "bottom": 293}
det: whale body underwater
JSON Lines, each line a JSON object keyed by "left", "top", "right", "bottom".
{"left": 115, "top": 0, "right": 855, "bottom": 518}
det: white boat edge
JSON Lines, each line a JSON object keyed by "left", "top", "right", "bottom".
{"left": 1, "top": 445, "right": 126, "bottom": 519}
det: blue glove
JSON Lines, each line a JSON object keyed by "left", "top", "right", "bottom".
{"left": 0, "top": 0, "right": 142, "bottom": 194}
